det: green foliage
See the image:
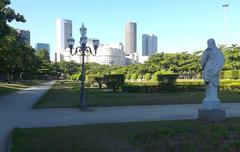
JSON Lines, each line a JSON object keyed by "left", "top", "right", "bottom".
{"left": 223, "top": 70, "right": 239, "bottom": 79}
{"left": 138, "top": 74, "right": 143, "bottom": 79}
{"left": 125, "top": 74, "right": 131, "bottom": 80}
{"left": 87, "top": 75, "right": 103, "bottom": 88}
{"left": 121, "top": 84, "right": 159, "bottom": 93}
{"left": 70, "top": 73, "right": 82, "bottom": 81}
{"left": 153, "top": 71, "right": 163, "bottom": 81}
{"left": 103, "top": 74, "right": 125, "bottom": 92}
{"left": 157, "top": 73, "right": 178, "bottom": 91}
{"left": 0, "top": 0, "right": 26, "bottom": 38}
{"left": 223, "top": 46, "right": 240, "bottom": 70}
{"left": 131, "top": 73, "right": 138, "bottom": 80}
{"left": 144, "top": 73, "right": 152, "bottom": 80}
{"left": 153, "top": 71, "right": 174, "bottom": 81}
{"left": 35, "top": 49, "right": 50, "bottom": 62}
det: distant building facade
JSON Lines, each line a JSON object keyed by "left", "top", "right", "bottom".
{"left": 35, "top": 43, "right": 50, "bottom": 53}
{"left": 90, "top": 42, "right": 126, "bottom": 66}
{"left": 139, "top": 55, "right": 149, "bottom": 64}
{"left": 17, "top": 29, "right": 30, "bottom": 45}
{"left": 55, "top": 18, "right": 72, "bottom": 62}
{"left": 142, "top": 34, "right": 157, "bottom": 56}
{"left": 125, "top": 22, "right": 137, "bottom": 53}
{"left": 125, "top": 53, "right": 139, "bottom": 65}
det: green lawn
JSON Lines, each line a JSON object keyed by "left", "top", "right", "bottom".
{"left": 11, "top": 118, "right": 240, "bottom": 152}
{"left": 0, "top": 80, "right": 47, "bottom": 97}
{"left": 34, "top": 80, "right": 240, "bottom": 108}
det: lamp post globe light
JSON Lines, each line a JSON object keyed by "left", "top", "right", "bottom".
{"left": 67, "top": 23, "right": 99, "bottom": 109}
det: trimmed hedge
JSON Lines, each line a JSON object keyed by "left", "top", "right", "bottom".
{"left": 121, "top": 83, "right": 205, "bottom": 93}
{"left": 121, "top": 81, "right": 240, "bottom": 93}
{"left": 223, "top": 70, "right": 239, "bottom": 79}
{"left": 87, "top": 75, "right": 103, "bottom": 88}
{"left": 121, "top": 84, "right": 159, "bottom": 93}
{"left": 157, "top": 73, "right": 178, "bottom": 91}
{"left": 125, "top": 74, "right": 131, "bottom": 80}
{"left": 153, "top": 71, "right": 176, "bottom": 81}
{"left": 131, "top": 73, "right": 138, "bottom": 80}
{"left": 103, "top": 74, "right": 125, "bottom": 92}
{"left": 144, "top": 73, "right": 152, "bottom": 80}
{"left": 138, "top": 74, "right": 143, "bottom": 80}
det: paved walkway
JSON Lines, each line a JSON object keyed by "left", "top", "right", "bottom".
{"left": 1, "top": 82, "right": 240, "bottom": 152}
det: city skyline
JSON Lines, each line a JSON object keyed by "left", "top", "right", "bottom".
{"left": 9, "top": 0, "right": 240, "bottom": 61}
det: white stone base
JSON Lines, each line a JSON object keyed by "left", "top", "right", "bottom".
{"left": 198, "top": 109, "right": 225, "bottom": 122}
{"left": 201, "top": 98, "right": 221, "bottom": 109}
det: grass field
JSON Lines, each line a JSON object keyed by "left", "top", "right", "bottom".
{"left": 34, "top": 80, "right": 240, "bottom": 108}
{"left": 0, "top": 80, "right": 47, "bottom": 97}
{"left": 11, "top": 118, "right": 240, "bottom": 152}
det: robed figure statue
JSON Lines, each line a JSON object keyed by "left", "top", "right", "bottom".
{"left": 201, "top": 38, "right": 225, "bottom": 109}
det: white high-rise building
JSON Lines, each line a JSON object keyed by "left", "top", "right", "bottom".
{"left": 55, "top": 18, "right": 72, "bottom": 62}
{"left": 142, "top": 34, "right": 157, "bottom": 56}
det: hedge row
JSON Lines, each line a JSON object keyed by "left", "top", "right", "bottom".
{"left": 222, "top": 70, "right": 240, "bottom": 79}
{"left": 122, "top": 81, "right": 240, "bottom": 93}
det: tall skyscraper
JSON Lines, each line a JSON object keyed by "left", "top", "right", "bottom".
{"left": 56, "top": 18, "right": 72, "bottom": 62}
{"left": 125, "top": 22, "right": 137, "bottom": 53}
{"left": 17, "top": 29, "right": 30, "bottom": 45}
{"left": 142, "top": 34, "right": 158, "bottom": 56}
{"left": 35, "top": 43, "right": 50, "bottom": 53}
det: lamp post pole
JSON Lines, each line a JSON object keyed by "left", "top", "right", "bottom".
{"left": 67, "top": 23, "right": 99, "bottom": 109}
{"left": 222, "top": 4, "right": 229, "bottom": 47}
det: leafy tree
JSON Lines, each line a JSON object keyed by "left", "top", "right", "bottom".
{"left": 0, "top": 0, "right": 26, "bottom": 38}
{"left": 35, "top": 49, "right": 50, "bottom": 61}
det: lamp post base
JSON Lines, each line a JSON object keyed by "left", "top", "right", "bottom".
{"left": 198, "top": 109, "right": 225, "bottom": 122}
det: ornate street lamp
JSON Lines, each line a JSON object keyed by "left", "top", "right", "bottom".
{"left": 67, "top": 23, "right": 99, "bottom": 109}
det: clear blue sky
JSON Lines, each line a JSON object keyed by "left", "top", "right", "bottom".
{"left": 9, "top": 0, "right": 239, "bottom": 61}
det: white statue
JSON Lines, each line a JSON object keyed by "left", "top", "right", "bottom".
{"left": 201, "top": 38, "right": 225, "bottom": 109}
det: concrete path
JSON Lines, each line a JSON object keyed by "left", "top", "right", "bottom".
{"left": 1, "top": 81, "right": 240, "bottom": 152}
{"left": 0, "top": 82, "right": 54, "bottom": 152}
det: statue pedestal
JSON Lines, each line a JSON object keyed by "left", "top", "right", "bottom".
{"left": 198, "top": 83, "right": 225, "bottom": 121}
{"left": 198, "top": 109, "right": 225, "bottom": 122}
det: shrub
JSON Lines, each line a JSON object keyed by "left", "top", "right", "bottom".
{"left": 157, "top": 73, "right": 178, "bottom": 91}
{"left": 103, "top": 74, "right": 125, "bottom": 92}
{"left": 87, "top": 75, "right": 97, "bottom": 86}
{"left": 138, "top": 74, "right": 143, "bottom": 80}
{"left": 125, "top": 74, "right": 131, "bottom": 80}
{"left": 87, "top": 75, "right": 103, "bottom": 88}
{"left": 153, "top": 71, "right": 163, "bottom": 81}
{"left": 154, "top": 71, "right": 175, "bottom": 81}
{"left": 223, "top": 70, "right": 239, "bottom": 79}
{"left": 76, "top": 73, "right": 81, "bottom": 81}
{"left": 144, "top": 73, "right": 152, "bottom": 80}
{"left": 95, "top": 77, "right": 103, "bottom": 88}
{"left": 121, "top": 84, "right": 159, "bottom": 93}
{"left": 131, "top": 73, "right": 138, "bottom": 80}
{"left": 71, "top": 74, "right": 78, "bottom": 81}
